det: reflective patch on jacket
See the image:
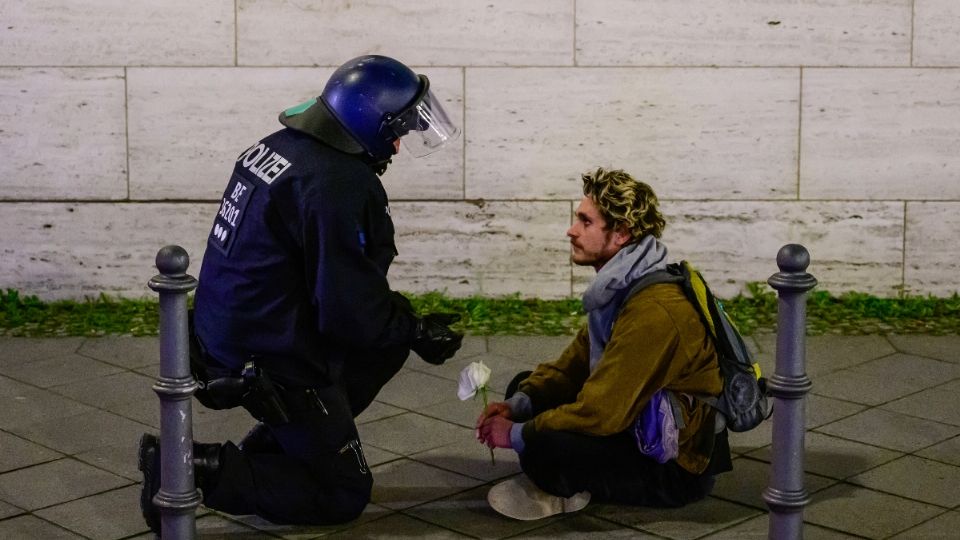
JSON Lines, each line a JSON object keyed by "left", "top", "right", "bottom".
{"left": 209, "top": 173, "right": 255, "bottom": 256}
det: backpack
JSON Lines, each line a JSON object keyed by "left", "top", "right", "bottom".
{"left": 622, "top": 261, "right": 771, "bottom": 433}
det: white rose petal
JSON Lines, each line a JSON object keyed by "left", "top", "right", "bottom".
{"left": 457, "top": 361, "right": 492, "bottom": 401}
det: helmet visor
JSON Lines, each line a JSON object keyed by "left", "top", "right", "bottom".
{"left": 388, "top": 88, "right": 460, "bottom": 157}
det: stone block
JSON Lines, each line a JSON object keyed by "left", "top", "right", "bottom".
{"left": 237, "top": 0, "right": 573, "bottom": 66}
{"left": 128, "top": 67, "right": 331, "bottom": 200}
{"left": 801, "top": 68, "right": 960, "bottom": 199}
{"left": 577, "top": 201, "right": 905, "bottom": 298}
{"left": 916, "top": 436, "right": 960, "bottom": 467}
{"left": 805, "top": 483, "right": 943, "bottom": 538}
{"left": 811, "top": 352, "right": 960, "bottom": 406}
{"left": 905, "top": 202, "right": 960, "bottom": 296}
{"left": 0, "top": 431, "right": 61, "bottom": 475}
{"left": 0, "top": 0, "right": 234, "bottom": 66}
{"left": 816, "top": 407, "right": 960, "bottom": 453}
{"left": 889, "top": 511, "right": 960, "bottom": 540}
{"left": 0, "top": 514, "right": 88, "bottom": 539}
{"left": 0, "top": 68, "right": 126, "bottom": 200}
{"left": 404, "top": 486, "right": 544, "bottom": 538}
{"left": 590, "top": 496, "right": 762, "bottom": 538}
{"left": 369, "top": 459, "right": 481, "bottom": 510}
{"left": 390, "top": 201, "right": 572, "bottom": 298}
{"left": 128, "top": 67, "right": 463, "bottom": 200}
{"left": 0, "top": 203, "right": 214, "bottom": 299}
{"left": 466, "top": 68, "right": 799, "bottom": 200}
{"left": 914, "top": 0, "right": 960, "bottom": 66}
{"left": 886, "top": 334, "right": 960, "bottom": 363}
{"left": 576, "top": 0, "right": 911, "bottom": 67}
{"left": 0, "top": 458, "right": 127, "bottom": 511}
{"left": 358, "top": 413, "right": 470, "bottom": 457}
{"left": 882, "top": 384, "right": 960, "bottom": 427}
{"left": 0, "top": 376, "right": 94, "bottom": 430}
{"left": 34, "top": 485, "right": 147, "bottom": 540}
{"left": 0, "top": 353, "right": 122, "bottom": 389}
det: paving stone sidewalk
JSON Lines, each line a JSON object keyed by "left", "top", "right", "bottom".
{"left": 0, "top": 333, "right": 958, "bottom": 539}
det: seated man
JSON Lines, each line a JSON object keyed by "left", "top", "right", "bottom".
{"left": 477, "top": 167, "right": 732, "bottom": 520}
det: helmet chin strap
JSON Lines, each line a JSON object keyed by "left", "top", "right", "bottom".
{"left": 364, "top": 156, "right": 392, "bottom": 177}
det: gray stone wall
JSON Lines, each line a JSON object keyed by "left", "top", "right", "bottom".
{"left": 1, "top": 1, "right": 958, "bottom": 300}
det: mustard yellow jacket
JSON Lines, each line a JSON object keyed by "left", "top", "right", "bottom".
{"left": 518, "top": 282, "right": 723, "bottom": 474}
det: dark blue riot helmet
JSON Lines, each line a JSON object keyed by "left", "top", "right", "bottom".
{"left": 280, "top": 55, "right": 460, "bottom": 162}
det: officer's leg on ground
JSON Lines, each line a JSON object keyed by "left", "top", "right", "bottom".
{"left": 339, "top": 344, "right": 410, "bottom": 417}
{"left": 202, "top": 385, "right": 372, "bottom": 525}
{"left": 238, "top": 421, "right": 282, "bottom": 453}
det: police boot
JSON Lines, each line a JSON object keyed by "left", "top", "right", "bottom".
{"left": 137, "top": 433, "right": 162, "bottom": 535}
{"left": 138, "top": 433, "right": 223, "bottom": 535}
{"left": 192, "top": 440, "right": 223, "bottom": 494}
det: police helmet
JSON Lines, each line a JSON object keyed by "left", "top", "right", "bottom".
{"left": 280, "top": 55, "right": 459, "bottom": 161}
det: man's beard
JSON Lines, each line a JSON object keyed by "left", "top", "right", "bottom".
{"left": 569, "top": 245, "right": 591, "bottom": 266}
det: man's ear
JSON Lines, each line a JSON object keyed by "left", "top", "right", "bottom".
{"left": 612, "top": 226, "right": 632, "bottom": 248}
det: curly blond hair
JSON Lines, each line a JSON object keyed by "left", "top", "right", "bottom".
{"left": 581, "top": 167, "right": 665, "bottom": 241}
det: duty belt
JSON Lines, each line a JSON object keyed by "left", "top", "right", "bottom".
{"left": 196, "top": 360, "right": 330, "bottom": 425}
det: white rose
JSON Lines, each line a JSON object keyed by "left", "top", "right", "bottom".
{"left": 457, "top": 361, "right": 492, "bottom": 401}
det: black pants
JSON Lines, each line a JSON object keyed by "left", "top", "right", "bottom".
{"left": 200, "top": 345, "right": 409, "bottom": 525}
{"left": 507, "top": 371, "right": 719, "bottom": 507}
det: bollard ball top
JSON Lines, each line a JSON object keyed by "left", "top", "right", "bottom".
{"left": 776, "top": 244, "right": 810, "bottom": 273}
{"left": 155, "top": 245, "right": 190, "bottom": 277}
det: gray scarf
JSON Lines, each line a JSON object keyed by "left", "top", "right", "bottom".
{"left": 583, "top": 236, "right": 668, "bottom": 371}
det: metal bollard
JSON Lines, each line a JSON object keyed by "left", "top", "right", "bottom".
{"left": 148, "top": 245, "right": 200, "bottom": 539}
{"left": 762, "top": 244, "right": 817, "bottom": 540}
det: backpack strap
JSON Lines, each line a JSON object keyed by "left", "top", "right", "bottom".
{"left": 619, "top": 264, "right": 745, "bottom": 433}
{"left": 623, "top": 263, "right": 737, "bottom": 433}
{"left": 619, "top": 265, "right": 685, "bottom": 315}
{"left": 666, "top": 390, "right": 688, "bottom": 430}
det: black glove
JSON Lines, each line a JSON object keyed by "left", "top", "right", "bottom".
{"left": 411, "top": 313, "right": 464, "bottom": 365}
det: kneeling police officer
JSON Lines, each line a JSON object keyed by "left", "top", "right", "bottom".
{"left": 139, "top": 55, "right": 464, "bottom": 533}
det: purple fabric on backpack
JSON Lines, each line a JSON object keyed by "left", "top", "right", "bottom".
{"left": 633, "top": 389, "right": 680, "bottom": 464}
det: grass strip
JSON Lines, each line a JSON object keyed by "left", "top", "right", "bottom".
{"left": 1, "top": 287, "right": 958, "bottom": 337}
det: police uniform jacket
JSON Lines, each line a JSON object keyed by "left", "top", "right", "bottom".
{"left": 193, "top": 128, "right": 416, "bottom": 387}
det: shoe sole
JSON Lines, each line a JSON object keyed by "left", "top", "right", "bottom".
{"left": 137, "top": 433, "right": 155, "bottom": 474}
{"left": 487, "top": 476, "right": 590, "bottom": 521}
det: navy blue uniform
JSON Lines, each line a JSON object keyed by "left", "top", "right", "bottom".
{"left": 195, "top": 127, "right": 416, "bottom": 387}
{"left": 192, "top": 127, "right": 416, "bottom": 524}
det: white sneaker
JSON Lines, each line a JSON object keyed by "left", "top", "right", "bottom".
{"left": 487, "top": 475, "right": 590, "bottom": 520}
